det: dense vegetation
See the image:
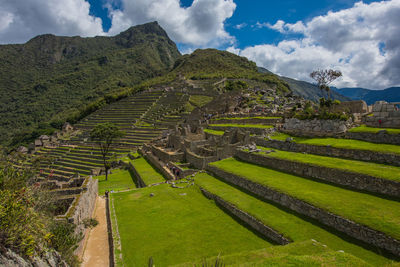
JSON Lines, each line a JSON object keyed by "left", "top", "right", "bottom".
{"left": 0, "top": 153, "right": 80, "bottom": 265}
{"left": 0, "top": 21, "right": 180, "bottom": 147}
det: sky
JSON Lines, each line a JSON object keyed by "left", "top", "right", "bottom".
{"left": 0, "top": 0, "right": 399, "bottom": 89}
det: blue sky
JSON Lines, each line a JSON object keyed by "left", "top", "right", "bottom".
{"left": 86, "top": 0, "right": 377, "bottom": 49}
{"left": 1, "top": 0, "right": 399, "bottom": 89}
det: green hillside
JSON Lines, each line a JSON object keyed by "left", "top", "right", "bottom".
{"left": 0, "top": 21, "right": 180, "bottom": 146}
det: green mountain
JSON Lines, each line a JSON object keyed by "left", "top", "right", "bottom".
{"left": 0, "top": 21, "right": 180, "bottom": 146}
{"left": 258, "top": 67, "right": 349, "bottom": 102}
{"left": 332, "top": 87, "right": 400, "bottom": 105}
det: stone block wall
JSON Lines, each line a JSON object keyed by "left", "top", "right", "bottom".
{"left": 185, "top": 149, "right": 217, "bottom": 169}
{"left": 235, "top": 150, "right": 400, "bottom": 198}
{"left": 143, "top": 152, "right": 174, "bottom": 181}
{"left": 282, "top": 118, "right": 350, "bottom": 137}
{"left": 122, "top": 161, "right": 146, "bottom": 187}
{"left": 150, "top": 145, "right": 184, "bottom": 163}
{"left": 69, "top": 178, "right": 98, "bottom": 235}
{"left": 200, "top": 188, "right": 291, "bottom": 245}
{"left": 206, "top": 165, "right": 400, "bottom": 257}
{"left": 254, "top": 137, "right": 400, "bottom": 167}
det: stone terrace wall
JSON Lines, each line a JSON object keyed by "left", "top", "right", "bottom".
{"left": 143, "top": 152, "right": 174, "bottom": 180}
{"left": 206, "top": 165, "right": 400, "bottom": 257}
{"left": 365, "top": 102, "right": 400, "bottom": 128}
{"left": 200, "top": 188, "right": 291, "bottom": 245}
{"left": 150, "top": 145, "right": 184, "bottom": 163}
{"left": 185, "top": 149, "right": 217, "bottom": 169}
{"left": 282, "top": 118, "right": 350, "bottom": 137}
{"left": 345, "top": 131, "right": 400, "bottom": 145}
{"left": 122, "top": 161, "right": 146, "bottom": 187}
{"left": 236, "top": 150, "right": 400, "bottom": 198}
{"left": 69, "top": 178, "right": 98, "bottom": 234}
{"left": 253, "top": 138, "right": 400, "bottom": 167}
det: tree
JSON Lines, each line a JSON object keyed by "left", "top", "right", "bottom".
{"left": 310, "top": 69, "right": 342, "bottom": 100}
{"left": 90, "top": 123, "right": 125, "bottom": 181}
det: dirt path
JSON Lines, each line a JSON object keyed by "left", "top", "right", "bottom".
{"left": 82, "top": 196, "right": 109, "bottom": 267}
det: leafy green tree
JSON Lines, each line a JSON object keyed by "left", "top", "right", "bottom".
{"left": 90, "top": 123, "right": 125, "bottom": 180}
{"left": 310, "top": 69, "right": 342, "bottom": 100}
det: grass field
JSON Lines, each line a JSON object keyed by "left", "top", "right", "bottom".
{"left": 189, "top": 95, "right": 213, "bottom": 107}
{"left": 209, "top": 158, "right": 400, "bottom": 240}
{"left": 129, "top": 157, "right": 165, "bottom": 185}
{"left": 209, "top": 124, "right": 274, "bottom": 129}
{"left": 349, "top": 125, "right": 400, "bottom": 135}
{"left": 94, "top": 169, "right": 136, "bottom": 195}
{"left": 194, "top": 173, "right": 391, "bottom": 265}
{"left": 268, "top": 133, "right": 400, "bottom": 155}
{"left": 175, "top": 240, "right": 370, "bottom": 267}
{"left": 204, "top": 129, "right": 225, "bottom": 135}
{"left": 111, "top": 184, "right": 271, "bottom": 266}
{"left": 252, "top": 146, "right": 400, "bottom": 182}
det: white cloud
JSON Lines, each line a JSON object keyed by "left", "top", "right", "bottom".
{"left": 234, "top": 23, "right": 247, "bottom": 30}
{"left": 0, "top": 0, "right": 104, "bottom": 44}
{"left": 107, "top": 0, "right": 236, "bottom": 47}
{"left": 232, "top": 0, "right": 400, "bottom": 89}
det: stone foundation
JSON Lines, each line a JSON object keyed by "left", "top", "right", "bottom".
{"left": 236, "top": 150, "right": 400, "bottom": 198}
{"left": 206, "top": 165, "right": 400, "bottom": 257}
{"left": 282, "top": 118, "right": 351, "bottom": 137}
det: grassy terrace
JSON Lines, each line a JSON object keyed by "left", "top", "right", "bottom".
{"left": 189, "top": 95, "right": 213, "bottom": 107}
{"left": 204, "top": 129, "right": 225, "bottom": 135}
{"left": 128, "top": 157, "right": 165, "bottom": 185}
{"left": 252, "top": 146, "right": 400, "bottom": 182}
{"left": 94, "top": 169, "right": 136, "bottom": 195}
{"left": 269, "top": 132, "right": 400, "bottom": 155}
{"left": 349, "top": 125, "right": 400, "bottom": 134}
{"left": 214, "top": 116, "right": 281, "bottom": 120}
{"left": 195, "top": 173, "right": 391, "bottom": 265}
{"left": 111, "top": 184, "right": 271, "bottom": 266}
{"left": 209, "top": 158, "right": 400, "bottom": 240}
{"left": 175, "top": 242, "right": 368, "bottom": 266}
{"left": 209, "top": 124, "right": 274, "bottom": 129}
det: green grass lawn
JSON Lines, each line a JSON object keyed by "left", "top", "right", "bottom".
{"left": 209, "top": 124, "right": 274, "bottom": 129}
{"left": 175, "top": 240, "right": 369, "bottom": 267}
{"left": 204, "top": 129, "right": 225, "bottom": 135}
{"left": 349, "top": 125, "right": 400, "bottom": 135}
{"left": 253, "top": 146, "right": 400, "bottom": 182}
{"left": 130, "top": 157, "right": 165, "bottom": 185}
{"left": 94, "top": 169, "right": 136, "bottom": 195}
{"left": 268, "top": 133, "right": 400, "bottom": 155}
{"left": 209, "top": 158, "right": 400, "bottom": 240}
{"left": 111, "top": 184, "right": 271, "bottom": 266}
{"left": 194, "top": 173, "right": 390, "bottom": 266}
{"left": 189, "top": 95, "right": 213, "bottom": 107}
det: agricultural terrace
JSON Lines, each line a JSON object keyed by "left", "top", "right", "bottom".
{"left": 194, "top": 172, "right": 391, "bottom": 265}
{"left": 209, "top": 158, "right": 400, "bottom": 240}
{"left": 269, "top": 133, "right": 400, "bottom": 155}
{"left": 252, "top": 146, "right": 400, "bottom": 182}
{"left": 349, "top": 125, "right": 400, "bottom": 135}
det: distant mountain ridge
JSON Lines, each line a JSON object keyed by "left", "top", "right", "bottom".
{"left": 332, "top": 87, "right": 400, "bottom": 105}
{"left": 258, "top": 67, "right": 349, "bottom": 102}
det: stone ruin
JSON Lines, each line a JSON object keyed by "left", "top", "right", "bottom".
{"left": 364, "top": 101, "right": 400, "bottom": 128}
{"left": 141, "top": 124, "right": 252, "bottom": 173}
